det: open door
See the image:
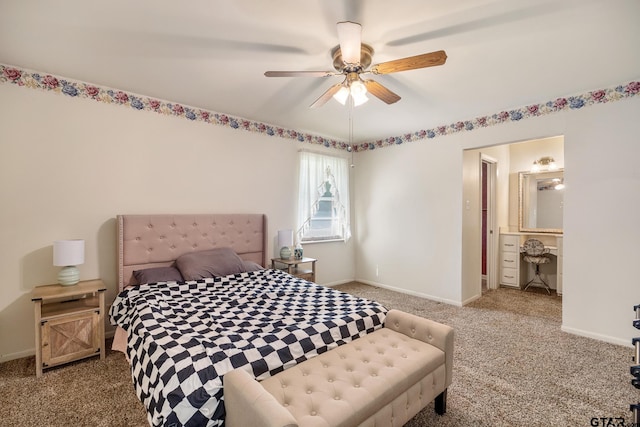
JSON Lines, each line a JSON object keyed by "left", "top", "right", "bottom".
{"left": 481, "top": 155, "right": 498, "bottom": 291}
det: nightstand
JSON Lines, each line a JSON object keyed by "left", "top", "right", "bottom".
{"left": 271, "top": 257, "right": 317, "bottom": 282}
{"left": 31, "top": 279, "right": 106, "bottom": 377}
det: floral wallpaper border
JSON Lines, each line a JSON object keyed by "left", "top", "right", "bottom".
{"left": 0, "top": 64, "right": 347, "bottom": 150}
{"left": 1, "top": 63, "right": 638, "bottom": 152}
{"left": 354, "top": 80, "right": 639, "bottom": 152}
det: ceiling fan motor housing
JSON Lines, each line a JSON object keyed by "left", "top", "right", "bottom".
{"left": 331, "top": 43, "right": 374, "bottom": 72}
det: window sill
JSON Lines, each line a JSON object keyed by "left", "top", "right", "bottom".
{"left": 301, "top": 237, "right": 346, "bottom": 245}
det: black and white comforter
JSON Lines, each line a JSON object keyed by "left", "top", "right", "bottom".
{"left": 109, "top": 268, "right": 387, "bottom": 427}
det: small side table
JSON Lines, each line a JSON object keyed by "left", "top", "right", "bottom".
{"left": 271, "top": 257, "right": 317, "bottom": 282}
{"left": 31, "top": 279, "right": 106, "bottom": 377}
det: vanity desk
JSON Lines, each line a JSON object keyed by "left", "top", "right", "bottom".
{"left": 499, "top": 231, "right": 563, "bottom": 294}
{"left": 505, "top": 167, "right": 564, "bottom": 294}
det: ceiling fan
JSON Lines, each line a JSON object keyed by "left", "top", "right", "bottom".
{"left": 264, "top": 21, "right": 447, "bottom": 108}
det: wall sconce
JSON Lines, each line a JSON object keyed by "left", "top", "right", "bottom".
{"left": 53, "top": 239, "right": 85, "bottom": 286}
{"left": 531, "top": 156, "right": 558, "bottom": 173}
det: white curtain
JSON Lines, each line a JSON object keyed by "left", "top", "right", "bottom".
{"left": 296, "top": 151, "right": 351, "bottom": 242}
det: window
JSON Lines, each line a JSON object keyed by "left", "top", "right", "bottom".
{"left": 296, "top": 151, "right": 351, "bottom": 243}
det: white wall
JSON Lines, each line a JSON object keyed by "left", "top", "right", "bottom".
{"left": 355, "top": 97, "right": 640, "bottom": 346}
{"left": 0, "top": 83, "right": 355, "bottom": 361}
{"left": 562, "top": 101, "right": 640, "bottom": 344}
{"left": 1, "top": 79, "right": 638, "bottom": 362}
{"left": 354, "top": 140, "right": 463, "bottom": 305}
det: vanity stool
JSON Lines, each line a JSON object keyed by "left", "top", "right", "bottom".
{"left": 521, "top": 238, "right": 551, "bottom": 294}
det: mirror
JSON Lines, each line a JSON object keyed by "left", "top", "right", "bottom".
{"left": 519, "top": 169, "right": 564, "bottom": 233}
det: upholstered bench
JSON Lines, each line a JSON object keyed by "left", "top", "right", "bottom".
{"left": 224, "top": 309, "right": 454, "bottom": 427}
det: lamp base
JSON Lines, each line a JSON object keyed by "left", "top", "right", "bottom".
{"left": 58, "top": 266, "right": 80, "bottom": 286}
{"left": 280, "top": 246, "right": 292, "bottom": 260}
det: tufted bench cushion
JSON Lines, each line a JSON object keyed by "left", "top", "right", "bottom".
{"left": 224, "top": 309, "right": 454, "bottom": 427}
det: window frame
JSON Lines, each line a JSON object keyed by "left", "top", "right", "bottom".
{"left": 296, "top": 151, "right": 351, "bottom": 244}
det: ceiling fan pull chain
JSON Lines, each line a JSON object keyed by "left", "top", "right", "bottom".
{"left": 349, "top": 100, "right": 355, "bottom": 168}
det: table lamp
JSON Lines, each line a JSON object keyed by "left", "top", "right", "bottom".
{"left": 278, "top": 229, "right": 293, "bottom": 259}
{"left": 53, "top": 239, "right": 85, "bottom": 286}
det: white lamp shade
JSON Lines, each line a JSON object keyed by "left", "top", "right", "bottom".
{"left": 349, "top": 80, "right": 367, "bottom": 97}
{"left": 333, "top": 86, "right": 350, "bottom": 105}
{"left": 53, "top": 239, "right": 85, "bottom": 266}
{"left": 352, "top": 92, "right": 369, "bottom": 106}
{"left": 336, "top": 21, "right": 362, "bottom": 64}
{"left": 278, "top": 230, "right": 293, "bottom": 248}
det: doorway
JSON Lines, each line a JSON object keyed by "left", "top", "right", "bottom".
{"left": 462, "top": 136, "right": 565, "bottom": 305}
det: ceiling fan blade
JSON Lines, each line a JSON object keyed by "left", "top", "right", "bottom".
{"left": 309, "top": 83, "right": 344, "bottom": 109}
{"left": 363, "top": 80, "right": 401, "bottom": 104}
{"left": 265, "top": 70, "right": 336, "bottom": 77}
{"left": 337, "top": 21, "right": 362, "bottom": 64}
{"left": 371, "top": 50, "right": 447, "bottom": 74}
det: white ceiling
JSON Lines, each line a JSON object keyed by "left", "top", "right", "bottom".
{"left": 1, "top": 0, "right": 638, "bottom": 143}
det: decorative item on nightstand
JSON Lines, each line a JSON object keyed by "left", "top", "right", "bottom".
{"left": 294, "top": 241, "right": 303, "bottom": 260}
{"left": 53, "top": 239, "right": 84, "bottom": 286}
{"left": 278, "top": 229, "right": 293, "bottom": 260}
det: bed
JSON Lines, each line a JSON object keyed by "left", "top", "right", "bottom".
{"left": 109, "top": 214, "right": 387, "bottom": 427}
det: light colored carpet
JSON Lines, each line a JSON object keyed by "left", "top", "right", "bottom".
{"left": 0, "top": 283, "right": 636, "bottom": 426}
{"left": 336, "top": 283, "right": 635, "bottom": 427}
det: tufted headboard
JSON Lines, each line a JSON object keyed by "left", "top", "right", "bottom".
{"left": 117, "top": 214, "right": 267, "bottom": 292}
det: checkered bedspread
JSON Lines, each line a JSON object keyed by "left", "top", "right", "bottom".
{"left": 109, "top": 269, "right": 387, "bottom": 426}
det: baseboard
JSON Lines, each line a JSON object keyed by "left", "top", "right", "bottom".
{"left": 345, "top": 280, "right": 631, "bottom": 347}
{"left": 462, "top": 293, "right": 482, "bottom": 305}
{"left": 0, "top": 329, "right": 116, "bottom": 364}
{"left": 356, "top": 278, "right": 463, "bottom": 307}
{"left": 0, "top": 348, "right": 34, "bottom": 364}
{"left": 560, "top": 325, "right": 632, "bottom": 348}
{"left": 322, "top": 279, "right": 356, "bottom": 287}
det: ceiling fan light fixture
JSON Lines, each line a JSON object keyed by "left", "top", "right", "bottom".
{"left": 352, "top": 91, "right": 368, "bottom": 106}
{"left": 333, "top": 86, "right": 350, "bottom": 105}
{"left": 349, "top": 79, "right": 367, "bottom": 97}
{"left": 265, "top": 22, "right": 447, "bottom": 109}
{"left": 336, "top": 21, "right": 362, "bottom": 65}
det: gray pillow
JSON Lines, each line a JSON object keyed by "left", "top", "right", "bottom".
{"left": 176, "top": 247, "right": 246, "bottom": 280}
{"left": 242, "top": 260, "right": 264, "bottom": 272}
{"left": 133, "top": 266, "right": 183, "bottom": 284}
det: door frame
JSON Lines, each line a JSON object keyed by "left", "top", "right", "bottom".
{"left": 481, "top": 154, "right": 498, "bottom": 291}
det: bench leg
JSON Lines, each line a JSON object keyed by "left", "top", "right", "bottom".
{"left": 435, "top": 389, "right": 447, "bottom": 415}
